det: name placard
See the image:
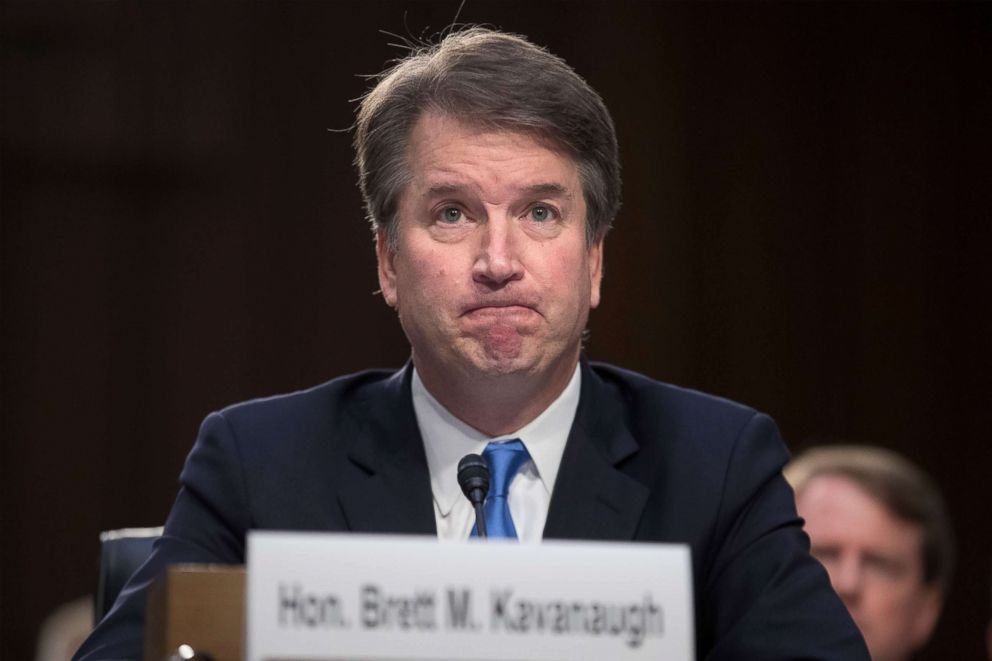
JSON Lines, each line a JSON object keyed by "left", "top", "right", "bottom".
{"left": 246, "top": 532, "right": 693, "bottom": 661}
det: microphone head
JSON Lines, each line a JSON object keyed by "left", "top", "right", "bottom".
{"left": 457, "top": 453, "right": 490, "bottom": 503}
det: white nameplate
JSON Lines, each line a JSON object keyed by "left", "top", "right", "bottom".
{"left": 246, "top": 532, "right": 693, "bottom": 661}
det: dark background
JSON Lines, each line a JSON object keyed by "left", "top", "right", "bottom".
{"left": 3, "top": 2, "right": 990, "bottom": 659}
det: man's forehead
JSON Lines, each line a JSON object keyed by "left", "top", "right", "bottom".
{"left": 800, "top": 475, "right": 926, "bottom": 554}
{"left": 410, "top": 111, "right": 567, "bottom": 149}
{"left": 407, "top": 113, "right": 579, "bottom": 175}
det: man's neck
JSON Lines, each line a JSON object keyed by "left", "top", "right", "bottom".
{"left": 413, "top": 354, "right": 581, "bottom": 437}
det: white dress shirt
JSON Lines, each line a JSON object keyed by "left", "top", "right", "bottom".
{"left": 411, "top": 364, "right": 581, "bottom": 543}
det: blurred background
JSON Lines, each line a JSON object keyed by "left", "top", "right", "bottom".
{"left": 2, "top": 2, "right": 989, "bottom": 659}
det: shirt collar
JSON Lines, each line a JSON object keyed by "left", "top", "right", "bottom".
{"left": 412, "top": 364, "right": 582, "bottom": 518}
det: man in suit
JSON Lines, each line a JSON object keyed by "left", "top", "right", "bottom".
{"left": 76, "top": 28, "right": 868, "bottom": 660}
{"left": 785, "top": 446, "right": 954, "bottom": 661}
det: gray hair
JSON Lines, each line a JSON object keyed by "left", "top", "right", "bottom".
{"left": 785, "top": 445, "right": 955, "bottom": 591}
{"left": 354, "top": 27, "right": 621, "bottom": 248}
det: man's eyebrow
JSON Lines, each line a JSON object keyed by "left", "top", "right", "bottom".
{"left": 423, "top": 182, "right": 573, "bottom": 199}
{"left": 425, "top": 183, "right": 472, "bottom": 197}
{"left": 522, "top": 183, "right": 571, "bottom": 199}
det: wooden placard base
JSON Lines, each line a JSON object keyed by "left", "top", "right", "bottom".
{"left": 144, "top": 564, "right": 246, "bottom": 661}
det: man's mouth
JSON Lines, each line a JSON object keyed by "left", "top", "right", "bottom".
{"left": 463, "top": 304, "right": 534, "bottom": 315}
{"left": 461, "top": 299, "right": 539, "bottom": 316}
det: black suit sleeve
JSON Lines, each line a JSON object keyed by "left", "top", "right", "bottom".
{"left": 699, "top": 412, "right": 869, "bottom": 660}
{"left": 74, "top": 412, "right": 249, "bottom": 661}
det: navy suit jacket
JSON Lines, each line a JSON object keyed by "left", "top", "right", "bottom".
{"left": 76, "top": 361, "right": 868, "bottom": 660}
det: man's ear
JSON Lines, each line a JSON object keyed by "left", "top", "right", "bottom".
{"left": 375, "top": 230, "right": 398, "bottom": 308}
{"left": 589, "top": 238, "right": 604, "bottom": 310}
{"left": 909, "top": 583, "right": 943, "bottom": 650}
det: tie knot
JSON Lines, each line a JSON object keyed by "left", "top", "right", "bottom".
{"left": 483, "top": 439, "right": 530, "bottom": 498}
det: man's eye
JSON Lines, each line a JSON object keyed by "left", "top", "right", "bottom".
{"left": 439, "top": 207, "right": 463, "bottom": 223}
{"left": 864, "top": 555, "right": 904, "bottom": 579}
{"left": 528, "top": 205, "right": 556, "bottom": 222}
{"left": 810, "top": 546, "right": 840, "bottom": 564}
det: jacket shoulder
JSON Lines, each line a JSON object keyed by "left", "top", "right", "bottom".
{"left": 587, "top": 361, "right": 762, "bottom": 439}
{"left": 216, "top": 367, "right": 399, "bottom": 429}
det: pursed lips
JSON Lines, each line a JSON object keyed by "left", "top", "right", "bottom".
{"left": 460, "top": 301, "right": 539, "bottom": 317}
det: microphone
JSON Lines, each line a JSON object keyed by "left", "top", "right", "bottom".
{"left": 457, "top": 454, "right": 490, "bottom": 538}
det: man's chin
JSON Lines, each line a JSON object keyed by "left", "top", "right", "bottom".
{"left": 457, "top": 341, "right": 540, "bottom": 378}
{"left": 470, "top": 353, "right": 533, "bottom": 377}
{"left": 460, "top": 335, "right": 576, "bottom": 379}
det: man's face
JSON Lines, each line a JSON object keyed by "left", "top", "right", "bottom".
{"left": 377, "top": 112, "right": 602, "bottom": 394}
{"left": 796, "top": 474, "right": 942, "bottom": 661}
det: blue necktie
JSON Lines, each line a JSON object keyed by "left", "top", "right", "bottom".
{"left": 471, "top": 439, "right": 530, "bottom": 539}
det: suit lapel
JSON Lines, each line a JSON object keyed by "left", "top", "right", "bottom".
{"left": 336, "top": 364, "right": 438, "bottom": 536}
{"left": 334, "top": 360, "right": 648, "bottom": 541}
{"left": 543, "top": 360, "right": 649, "bottom": 541}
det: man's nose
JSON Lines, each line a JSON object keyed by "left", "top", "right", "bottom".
{"left": 829, "top": 554, "right": 863, "bottom": 606}
{"left": 472, "top": 217, "right": 523, "bottom": 288}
